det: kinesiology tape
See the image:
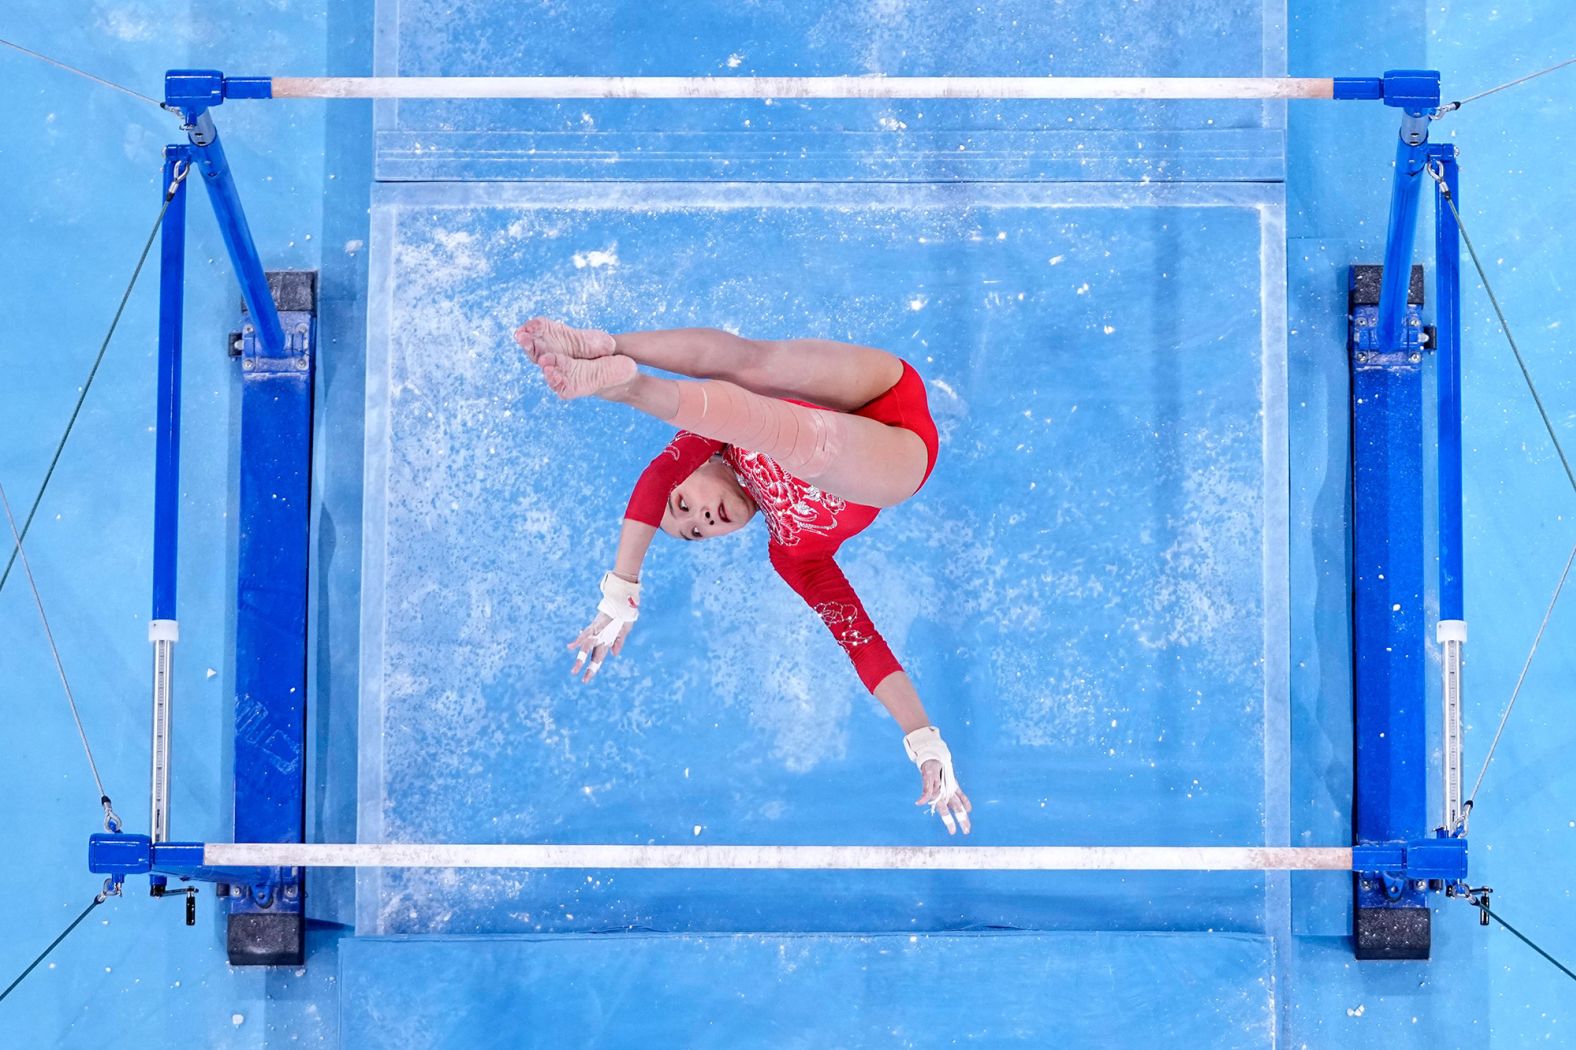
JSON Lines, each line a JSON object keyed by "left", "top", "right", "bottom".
{"left": 665, "top": 380, "right": 845, "bottom": 480}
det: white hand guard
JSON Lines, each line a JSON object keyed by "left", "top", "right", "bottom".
{"left": 903, "top": 725, "right": 959, "bottom": 811}
{"left": 592, "top": 571, "right": 641, "bottom": 649}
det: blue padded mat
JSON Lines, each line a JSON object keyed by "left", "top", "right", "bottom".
{"left": 357, "top": 181, "right": 1291, "bottom": 937}
{"left": 339, "top": 931, "right": 1276, "bottom": 1049}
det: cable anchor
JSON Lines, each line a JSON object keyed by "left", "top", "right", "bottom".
{"left": 100, "top": 795, "right": 121, "bottom": 834}
{"left": 167, "top": 159, "right": 191, "bottom": 197}
{"left": 150, "top": 881, "right": 200, "bottom": 926}
{"left": 1455, "top": 797, "right": 1473, "bottom": 837}
{"left": 1463, "top": 885, "right": 1495, "bottom": 926}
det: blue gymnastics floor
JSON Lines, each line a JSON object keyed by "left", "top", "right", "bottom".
{"left": 2, "top": 0, "right": 1575, "bottom": 1047}
{"left": 350, "top": 2, "right": 1297, "bottom": 1041}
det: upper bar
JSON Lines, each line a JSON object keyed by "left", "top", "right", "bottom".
{"left": 175, "top": 70, "right": 1445, "bottom": 109}
{"left": 271, "top": 75, "right": 1336, "bottom": 100}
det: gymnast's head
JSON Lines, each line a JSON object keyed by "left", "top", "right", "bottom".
{"left": 660, "top": 456, "right": 758, "bottom": 542}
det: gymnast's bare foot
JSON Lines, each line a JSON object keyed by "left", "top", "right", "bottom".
{"left": 538, "top": 351, "right": 638, "bottom": 400}
{"left": 514, "top": 317, "right": 616, "bottom": 364}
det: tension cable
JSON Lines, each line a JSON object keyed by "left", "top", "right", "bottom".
{"left": 0, "top": 882, "right": 119, "bottom": 1006}
{"left": 1461, "top": 540, "right": 1575, "bottom": 821}
{"left": 1429, "top": 162, "right": 1576, "bottom": 496}
{"left": 1437, "top": 159, "right": 1576, "bottom": 819}
{"left": 1427, "top": 161, "right": 1576, "bottom": 822}
{"left": 1437, "top": 55, "right": 1576, "bottom": 115}
{"left": 0, "top": 161, "right": 190, "bottom": 598}
{"left": 1463, "top": 890, "right": 1576, "bottom": 986}
{"left": 0, "top": 36, "right": 170, "bottom": 112}
{"left": 0, "top": 477, "right": 121, "bottom": 833}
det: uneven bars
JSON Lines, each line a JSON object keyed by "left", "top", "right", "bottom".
{"left": 269, "top": 76, "right": 1337, "bottom": 101}
{"left": 206, "top": 842, "right": 1353, "bottom": 871}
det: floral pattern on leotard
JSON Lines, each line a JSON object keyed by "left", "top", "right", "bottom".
{"left": 813, "top": 600, "right": 875, "bottom": 654}
{"left": 724, "top": 448, "right": 847, "bottom": 549}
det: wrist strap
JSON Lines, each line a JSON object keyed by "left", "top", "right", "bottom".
{"left": 598, "top": 571, "right": 641, "bottom": 624}
{"left": 903, "top": 725, "right": 958, "bottom": 811}
{"left": 903, "top": 725, "right": 949, "bottom": 764}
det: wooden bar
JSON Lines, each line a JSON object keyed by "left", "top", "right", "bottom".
{"left": 208, "top": 842, "right": 1354, "bottom": 871}
{"left": 270, "top": 75, "right": 1337, "bottom": 101}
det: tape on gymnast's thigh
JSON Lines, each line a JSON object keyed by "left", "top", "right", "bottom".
{"left": 666, "top": 380, "right": 844, "bottom": 478}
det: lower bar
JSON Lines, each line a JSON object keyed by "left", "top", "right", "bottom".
{"left": 203, "top": 842, "right": 1354, "bottom": 871}
{"left": 92, "top": 833, "right": 1469, "bottom": 882}
{"left": 270, "top": 74, "right": 1339, "bottom": 101}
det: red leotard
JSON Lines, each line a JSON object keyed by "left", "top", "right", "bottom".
{"left": 623, "top": 361, "right": 940, "bottom": 693}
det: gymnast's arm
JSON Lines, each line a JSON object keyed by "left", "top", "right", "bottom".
{"left": 609, "top": 517, "right": 657, "bottom": 584}
{"left": 563, "top": 518, "right": 655, "bottom": 681}
{"left": 567, "top": 432, "right": 722, "bottom": 681}
{"left": 870, "top": 670, "right": 931, "bottom": 734}
{"left": 767, "top": 546, "right": 973, "bottom": 833}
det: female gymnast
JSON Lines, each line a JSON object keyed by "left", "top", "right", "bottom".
{"left": 514, "top": 318, "right": 972, "bottom": 835}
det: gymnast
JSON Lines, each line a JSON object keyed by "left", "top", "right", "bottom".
{"left": 514, "top": 319, "right": 972, "bottom": 835}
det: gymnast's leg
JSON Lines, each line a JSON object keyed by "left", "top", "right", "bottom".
{"left": 534, "top": 351, "right": 928, "bottom": 510}
{"left": 516, "top": 318, "right": 903, "bottom": 413}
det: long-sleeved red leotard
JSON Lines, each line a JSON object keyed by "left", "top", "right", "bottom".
{"left": 625, "top": 428, "right": 903, "bottom": 693}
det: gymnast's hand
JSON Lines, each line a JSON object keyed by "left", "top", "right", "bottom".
{"left": 904, "top": 726, "right": 972, "bottom": 835}
{"left": 567, "top": 572, "right": 640, "bottom": 683}
{"left": 566, "top": 613, "right": 631, "bottom": 683}
{"left": 917, "top": 761, "right": 973, "bottom": 836}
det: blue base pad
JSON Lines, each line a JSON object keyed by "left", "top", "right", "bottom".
{"left": 340, "top": 931, "right": 1275, "bottom": 1049}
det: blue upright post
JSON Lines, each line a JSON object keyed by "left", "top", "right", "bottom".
{"left": 152, "top": 150, "right": 189, "bottom": 628}
{"left": 163, "top": 80, "right": 315, "bottom": 966}
{"left": 1431, "top": 148, "right": 1464, "bottom": 623}
{"left": 149, "top": 147, "right": 191, "bottom": 867}
{"left": 1430, "top": 145, "right": 1468, "bottom": 834}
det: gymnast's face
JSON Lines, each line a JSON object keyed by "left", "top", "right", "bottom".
{"left": 661, "top": 457, "right": 758, "bottom": 542}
